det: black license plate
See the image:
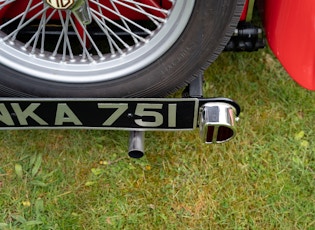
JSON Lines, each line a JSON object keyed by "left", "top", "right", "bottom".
{"left": 0, "top": 98, "right": 198, "bottom": 130}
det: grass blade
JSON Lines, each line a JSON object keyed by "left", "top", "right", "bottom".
{"left": 14, "top": 163, "right": 23, "bottom": 179}
{"left": 31, "top": 154, "right": 42, "bottom": 177}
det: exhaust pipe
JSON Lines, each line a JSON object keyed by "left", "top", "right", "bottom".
{"left": 199, "top": 102, "right": 237, "bottom": 144}
{"left": 128, "top": 131, "right": 145, "bottom": 158}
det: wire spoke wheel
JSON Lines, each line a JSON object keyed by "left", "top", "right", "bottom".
{"left": 0, "top": 0, "right": 194, "bottom": 82}
{"left": 0, "top": 0, "right": 245, "bottom": 97}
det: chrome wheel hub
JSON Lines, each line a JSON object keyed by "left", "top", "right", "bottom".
{"left": 45, "top": 0, "right": 91, "bottom": 24}
{"left": 45, "top": 0, "right": 76, "bottom": 10}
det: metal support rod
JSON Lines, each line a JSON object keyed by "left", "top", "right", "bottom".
{"left": 128, "top": 131, "right": 145, "bottom": 158}
{"left": 189, "top": 73, "right": 204, "bottom": 98}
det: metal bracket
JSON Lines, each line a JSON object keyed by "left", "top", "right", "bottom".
{"left": 188, "top": 73, "right": 204, "bottom": 98}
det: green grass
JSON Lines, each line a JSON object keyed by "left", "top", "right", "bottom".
{"left": 0, "top": 48, "right": 314, "bottom": 229}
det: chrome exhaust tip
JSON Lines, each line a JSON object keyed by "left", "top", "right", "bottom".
{"left": 128, "top": 131, "right": 145, "bottom": 158}
{"left": 199, "top": 102, "right": 237, "bottom": 144}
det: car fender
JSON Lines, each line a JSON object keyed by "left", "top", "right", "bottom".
{"left": 259, "top": 0, "right": 315, "bottom": 90}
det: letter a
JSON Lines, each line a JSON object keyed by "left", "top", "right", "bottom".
{"left": 55, "top": 104, "right": 82, "bottom": 125}
{"left": 0, "top": 104, "right": 14, "bottom": 126}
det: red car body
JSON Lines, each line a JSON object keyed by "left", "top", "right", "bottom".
{"left": 255, "top": 0, "right": 315, "bottom": 90}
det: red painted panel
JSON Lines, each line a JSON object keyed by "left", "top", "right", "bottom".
{"left": 240, "top": 0, "right": 249, "bottom": 21}
{"left": 263, "top": 0, "right": 315, "bottom": 90}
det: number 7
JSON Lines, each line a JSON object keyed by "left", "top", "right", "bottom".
{"left": 98, "top": 103, "right": 128, "bottom": 126}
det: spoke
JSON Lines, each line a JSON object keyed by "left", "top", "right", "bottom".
{"left": 133, "top": 3, "right": 161, "bottom": 27}
{"left": 0, "top": 1, "right": 43, "bottom": 30}
{"left": 0, "top": 0, "right": 16, "bottom": 9}
{"left": 69, "top": 16, "right": 94, "bottom": 61}
{"left": 92, "top": 13, "right": 126, "bottom": 54}
{"left": 51, "top": 10, "right": 73, "bottom": 60}
{"left": 23, "top": 9, "right": 55, "bottom": 52}
{"left": 31, "top": 10, "right": 46, "bottom": 54}
{"left": 12, "top": 0, "right": 34, "bottom": 41}
{"left": 91, "top": 9, "right": 137, "bottom": 48}
{"left": 91, "top": 0, "right": 152, "bottom": 35}
{"left": 111, "top": 0, "right": 167, "bottom": 22}
{"left": 90, "top": 7, "right": 150, "bottom": 41}
{"left": 40, "top": 9, "right": 58, "bottom": 54}
{"left": 121, "top": 0, "right": 169, "bottom": 14}
{"left": 95, "top": 0, "right": 115, "bottom": 55}
{"left": 51, "top": 10, "right": 74, "bottom": 60}
{"left": 73, "top": 14, "right": 104, "bottom": 59}
{"left": 62, "top": 11, "right": 74, "bottom": 60}
{"left": 2, "top": 3, "right": 48, "bottom": 41}
{"left": 52, "top": 12, "right": 65, "bottom": 58}
{"left": 108, "top": 0, "right": 139, "bottom": 44}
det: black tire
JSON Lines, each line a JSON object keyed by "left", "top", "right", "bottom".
{"left": 0, "top": 0, "right": 245, "bottom": 97}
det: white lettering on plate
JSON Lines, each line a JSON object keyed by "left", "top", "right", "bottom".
{"left": 11, "top": 103, "right": 48, "bottom": 125}
{"left": 55, "top": 103, "right": 82, "bottom": 125}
